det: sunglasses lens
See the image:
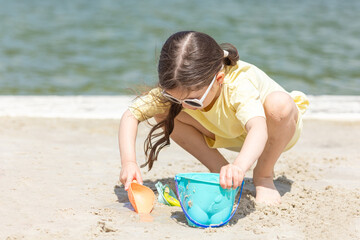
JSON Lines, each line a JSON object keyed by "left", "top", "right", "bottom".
{"left": 164, "top": 94, "right": 181, "bottom": 104}
{"left": 184, "top": 100, "right": 202, "bottom": 108}
{"left": 163, "top": 91, "right": 202, "bottom": 108}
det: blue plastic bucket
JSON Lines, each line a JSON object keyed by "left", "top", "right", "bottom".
{"left": 175, "top": 172, "right": 244, "bottom": 228}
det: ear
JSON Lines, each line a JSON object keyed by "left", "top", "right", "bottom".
{"left": 216, "top": 72, "right": 225, "bottom": 85}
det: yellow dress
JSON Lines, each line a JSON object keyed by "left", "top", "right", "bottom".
{"left": 129, "top": 60, "right": 309, "bottom": 152}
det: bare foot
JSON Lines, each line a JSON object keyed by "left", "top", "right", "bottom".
{"left": 253, "top": 177, "right": 281, "bottom": 205}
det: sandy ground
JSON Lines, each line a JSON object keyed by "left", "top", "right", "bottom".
{"left": 0, "top": 117, "right": 360, "bottom": 240}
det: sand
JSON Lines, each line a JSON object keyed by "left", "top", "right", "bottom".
{"left": 0, "top": 115, "right": 359, "bottom": 240}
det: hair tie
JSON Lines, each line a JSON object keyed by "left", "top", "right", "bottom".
{"left": 223, "top": 50, "right": 229, "bottom": 58}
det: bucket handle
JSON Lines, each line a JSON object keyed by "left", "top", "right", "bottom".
{"left": 174, "top": 177, "right": 244, "bottom": 228}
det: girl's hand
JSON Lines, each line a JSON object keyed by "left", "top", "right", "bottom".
{"left": 219, "top": 164, "right": 245, "bottom": 189}
{"left": 120, "top": 162, "right": 143, "bottom": 191}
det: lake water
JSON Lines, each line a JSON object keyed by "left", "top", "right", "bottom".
{"left": 1, "top": 0, "right": 359, "bottom": 95}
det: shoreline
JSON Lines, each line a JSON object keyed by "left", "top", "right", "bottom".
{"left": 0, "top": 95, "right": 359, "bottom": 121}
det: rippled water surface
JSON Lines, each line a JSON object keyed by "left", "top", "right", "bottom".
{"left": 1, "top": 0, "right": 359, "bottom": 95}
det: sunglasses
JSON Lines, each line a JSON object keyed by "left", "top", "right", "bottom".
{"left": 162, "top": 72, "right": 218, "bottom": 108}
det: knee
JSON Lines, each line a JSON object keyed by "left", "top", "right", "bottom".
{"left": 264, "top": 92, "right": 297, "bottom": 123}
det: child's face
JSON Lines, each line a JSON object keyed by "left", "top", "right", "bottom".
{"left": 165, "top": 72, "right": 224, "bottom": 110}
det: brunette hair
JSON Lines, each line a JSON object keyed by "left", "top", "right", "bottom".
{"left": 143, "top": 31, "right": 239, "bottom": 170}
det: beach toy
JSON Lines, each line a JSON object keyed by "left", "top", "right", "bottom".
{"left": 164, "top": 189, "right": 180, "bottom": 207}
{"left": 175, "top": 172, "right": 244, "bottom": 228}
{"left": 155, "top": 181, "right": 180, "bottom": 207}
{"left": 127, "top": 180, "right": 155, "bottom": 213}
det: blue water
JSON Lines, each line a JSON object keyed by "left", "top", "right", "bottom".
{"left": 0, "top": 0, "right": 359, "bottom": 95}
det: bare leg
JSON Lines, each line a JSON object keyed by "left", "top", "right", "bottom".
{"left": 154, "top": 112, "right": 228, "bottom": 173}
{"left": 253, "top": 91, "right": 299, "bottom": 204}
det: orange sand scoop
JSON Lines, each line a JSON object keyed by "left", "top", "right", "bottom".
{"left": 127, "top": 180, "right": 155, "bottom": 214}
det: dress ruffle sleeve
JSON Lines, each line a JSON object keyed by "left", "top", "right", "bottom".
{"left": 128, "top": 87, "right": 170, "bottom": 122}
{"left": 289, "top": 91, "right": 309, "bottom": 115}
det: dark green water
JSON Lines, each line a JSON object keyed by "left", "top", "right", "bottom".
{"left": 1, "top": 0, "right": 359, "bottom": 95}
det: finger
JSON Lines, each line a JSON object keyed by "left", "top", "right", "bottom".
{"left": 226, "top": 167, "right": 233, "bottom": 189}
{"left": 120, "top": 174, "right": 126, "bottom": 186}
{"left": 124, "top": 175, "right": 133, "bottom": 191}
{"left": 135, "top": 170, "right": 143, "bottom": 185}
{"left": 219, "top": 167, "right": 227, "bottom": 189}
{"left": 232, "top": 169, "right": 239, "bottom": 189}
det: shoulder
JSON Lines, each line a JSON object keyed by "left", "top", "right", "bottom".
{"left": 135, "top": 87, "right": 164, "bottom": 103}
{"left": 129, "top": 87, "right": 170, "bottom": 121}
{"left": 224, "top": 60, "right": 251, "bottom": 78}
{"left": 223, "top": 79, "right": 259, "bottom": 106}
{"left": 223, "top": 60, "right": 258, "bottom": 95}
{"left": 224, "top": 59, "right": 279, "bottom": 93}
{"left": 224, "top": 60, "right": 262, "bottom": 84}
{"left": 222, "top": 64, "right": 261, "bottom": 107}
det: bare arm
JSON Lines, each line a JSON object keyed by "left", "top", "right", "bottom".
{"left": 234, "top": 116, "right": 268, "bottom": 172}
{"left": 220, "top": 116, "right": 268, "bottom": 189}
{"left": 119, "top": 109, "right": 139, "bottom": 165}
{"left": 118, "top": 109, "right": 143, "bottom": 190}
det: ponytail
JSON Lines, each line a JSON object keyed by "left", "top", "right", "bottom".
{"left": 142, "top": 103, "right": 182, "bottom": 170}
{"left": 220, "top": 43, "right": 239, "bottom": 66}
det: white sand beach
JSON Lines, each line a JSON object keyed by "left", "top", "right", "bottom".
{"left": 0, "top": 96, "right": 359, "bottom": 239}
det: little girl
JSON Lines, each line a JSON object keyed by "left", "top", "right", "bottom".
{"left": 119, "top": 31, "right": 309, "bottom": 204}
